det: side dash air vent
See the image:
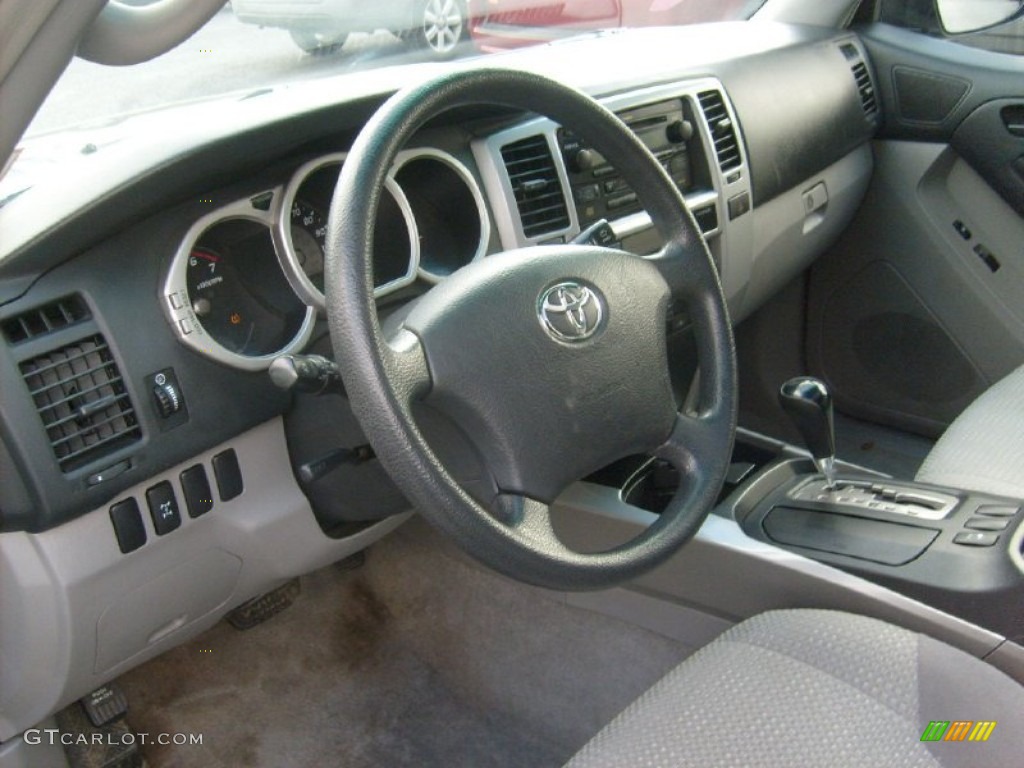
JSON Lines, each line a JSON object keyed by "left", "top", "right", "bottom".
{"left": 19, "top": 334, "right": 141, "bottom": 472}
{"left": 2, "top": 294, "right": 90, "bottom": 345}
{"left": 697, "top": 90, "right": 741, "bottom": 173}
{"left": 500, "top": 135, "right": 570, "bottom": 238}
{"left": 850, "top": 61, "right": 878, "bottom": 119}
{"left": 840, "top": 42, "right": 878, "bottom": 119}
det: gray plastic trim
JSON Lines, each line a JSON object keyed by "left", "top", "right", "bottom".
{"left": 551, "top": 481, "right": 1012, "bottom": 675}
{"left": 161, "top": 195, "right": 316, "bottom": 371}
{"left": 0, "top": 717, "right": 68, "bottom": 768}
{"left": 0, "top": 417, "right": 410, "bottom": 741}
{"left": 737, "top": 144, "right": 872, "bottom": 322}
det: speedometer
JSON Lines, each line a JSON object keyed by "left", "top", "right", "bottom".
{"left": 290, "top": 199, "right": 327, "bottom": 291}
{"left": 275, "top": 153, "right": 419, "bottom": 310}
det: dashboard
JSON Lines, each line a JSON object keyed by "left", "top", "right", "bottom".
{"left": 0, "top": 21, "right": 879, "bottom": 740}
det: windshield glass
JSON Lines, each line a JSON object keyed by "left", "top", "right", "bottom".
{"left": 26, "top": 0, "right": 761, "bottom": 138}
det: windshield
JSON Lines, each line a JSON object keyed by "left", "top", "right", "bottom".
{"left": 26, "top": 0, "right": 761, "bottom": 138}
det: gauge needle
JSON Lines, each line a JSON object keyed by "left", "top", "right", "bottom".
{"left": 241, "top": 322, "right": 256, "bottom": 352}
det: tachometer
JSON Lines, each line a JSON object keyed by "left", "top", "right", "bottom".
{"left": 163, "top": 196, "right": 316, "bottom": 371}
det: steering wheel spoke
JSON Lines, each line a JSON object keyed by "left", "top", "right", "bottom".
{"left": 655, "top": 410, "right": 732, "bottom": 496}
{"left": 383, "top": 327, "right": 432, "bottom": 406}
{"left": 648, "top": 238, "right": 714, "bottom": 299}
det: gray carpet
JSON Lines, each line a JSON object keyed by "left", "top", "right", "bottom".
{"left": 116, "top": 519, "right": 690, "bottom": 767}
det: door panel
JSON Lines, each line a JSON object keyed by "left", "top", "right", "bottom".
{"left": 805, "top": 22, "right": 1024, "bottom": 438}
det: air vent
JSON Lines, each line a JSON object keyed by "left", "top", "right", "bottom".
{"left": 2, "top": 295, "right": 90, "bottom": 345}
{"left": 20, "top": 334, "right": 141, "bottom": 472}
{"left": 697, "top": 90, "right": 741, "bottom": 173}
{"left": 851, "top": 61, "right": 878, "bottom": 118}
{"left": 839, "top": 42, "right": 859, "bottom": 61}
{"left": 500, "top": 135, "right": 570, "bottom": 238}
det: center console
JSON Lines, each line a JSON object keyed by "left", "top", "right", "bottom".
{"left": 720, "top": 375, "right": 1024, "bottom": 642}
{"left": 580, "top": 376, "right": 1024, "bottom": 644}
{"left": 733, "top": 462, "right": 1024, "bottom": 641}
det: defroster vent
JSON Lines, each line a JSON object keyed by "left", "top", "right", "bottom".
{"left": 19, "top": 334, "right": 141, "bottom": 472}
{"left": 501, "top": 135, "right": 570, "bottom": 238}
{"left": 2, "top": 294, "right": 89, "bottom": 345}
{"left": 697, "top": 90, "right": 741, "bottom": 173}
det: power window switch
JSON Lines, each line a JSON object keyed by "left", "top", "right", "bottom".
{"left": 180, "top": 464, "right": 214, "bottom": 518}
{"left": 953, "top": 531, "right": 999, "bottom": 547}
{"left": 110, "top": 499, "right": 146, "bottom": 554}
{"left": 146, "top": 481, "right": 181, "bottom": 536}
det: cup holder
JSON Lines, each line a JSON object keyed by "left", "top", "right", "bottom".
{"left": 584, "top": 438, "right": 781, "bottom": 514}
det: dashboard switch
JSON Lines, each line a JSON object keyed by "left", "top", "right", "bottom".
{"left": 212, "top": 449, "right": 244, "bottom": 501}
{"left": 727, "top": 192, "right": 750, "bottom": 220}
{"left": 153, "top": 380, "right": 182, "bottom": 418}
{"left": 146, "top": 481, "right": 181, "bottom": 536}
{"left": 965, "top": 517, "right": 1009, "bottom": 531}
{"left": 977, "top": 505, "right": 1018, "bottom": 517}
{"left": 146, "top": 368, "right": 188, "bottom": 430}
{"left": 110, "top": 498, "right": 146, "bottom": 554}
{"left": 180, "top": 464, "right": 214, "bottom": 518}
{"left": 953, "top": 531, "right": 998, "bottom": 547}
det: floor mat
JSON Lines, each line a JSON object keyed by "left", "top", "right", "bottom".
{"left": 116, "top": 520, "right": 690, "bottom": 767}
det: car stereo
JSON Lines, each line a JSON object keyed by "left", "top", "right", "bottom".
{"left": 558, "top": 98, "right": 711, "bottom": 230}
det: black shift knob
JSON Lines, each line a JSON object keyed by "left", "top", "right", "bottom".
{"left": 779, "top": 377, "right": 837, "bottom": 488}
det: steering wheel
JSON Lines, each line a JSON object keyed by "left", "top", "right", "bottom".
{"left": 325, "top": 69, "right": 736, "bottom": 590}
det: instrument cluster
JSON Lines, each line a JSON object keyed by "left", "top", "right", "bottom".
{"left": 162, "top": 147, "right": 490, "bottom": 370}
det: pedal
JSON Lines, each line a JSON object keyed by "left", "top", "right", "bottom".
{"left": 81, "top": 683, "right": 128, "bottom": 727}
{"left": 226, "top": 578, "right": 300, "bottom": 630}
{"left": 56, "top": 696, "right": 141, "bottom": 768}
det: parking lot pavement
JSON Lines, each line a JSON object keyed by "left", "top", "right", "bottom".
{"left": 26, "top": 8, "right": 478, "bottom": 137}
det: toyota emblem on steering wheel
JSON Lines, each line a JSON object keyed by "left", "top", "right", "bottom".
{"left": 538, "top": 282, "right": 604, "bottom": 342}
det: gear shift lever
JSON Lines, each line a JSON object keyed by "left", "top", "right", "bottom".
{"left": 779, "top": 376, "right": 837, "bottom": 489}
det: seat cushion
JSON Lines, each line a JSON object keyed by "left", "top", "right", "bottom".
{"left": 566, "top": 609, "right": 1024, "bottom": 768}
{"left": 916, "top": 363, "right": 1024, "bottom": 497}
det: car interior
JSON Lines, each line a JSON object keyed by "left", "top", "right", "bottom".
{"left": 2, "top": 0, "right": 1024, "bottom": 765}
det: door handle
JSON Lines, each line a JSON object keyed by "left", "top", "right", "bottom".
{"left": 1001, "top": 105, "right": 1024, "bottom": 137}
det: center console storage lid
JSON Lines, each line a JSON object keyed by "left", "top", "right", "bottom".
{"left": 763, "top": 506, "right": 939, "bottom": 566}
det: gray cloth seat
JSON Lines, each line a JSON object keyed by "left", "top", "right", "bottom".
{"left": 916, "top": 363, "right": 1024, "bottom": 497}
{"left": 566, "top": 609, "right": 1024, "bottom": 767}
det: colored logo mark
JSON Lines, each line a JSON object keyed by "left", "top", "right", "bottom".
{"left": 920, "top": 721, "right": 997, "bottom": 742}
